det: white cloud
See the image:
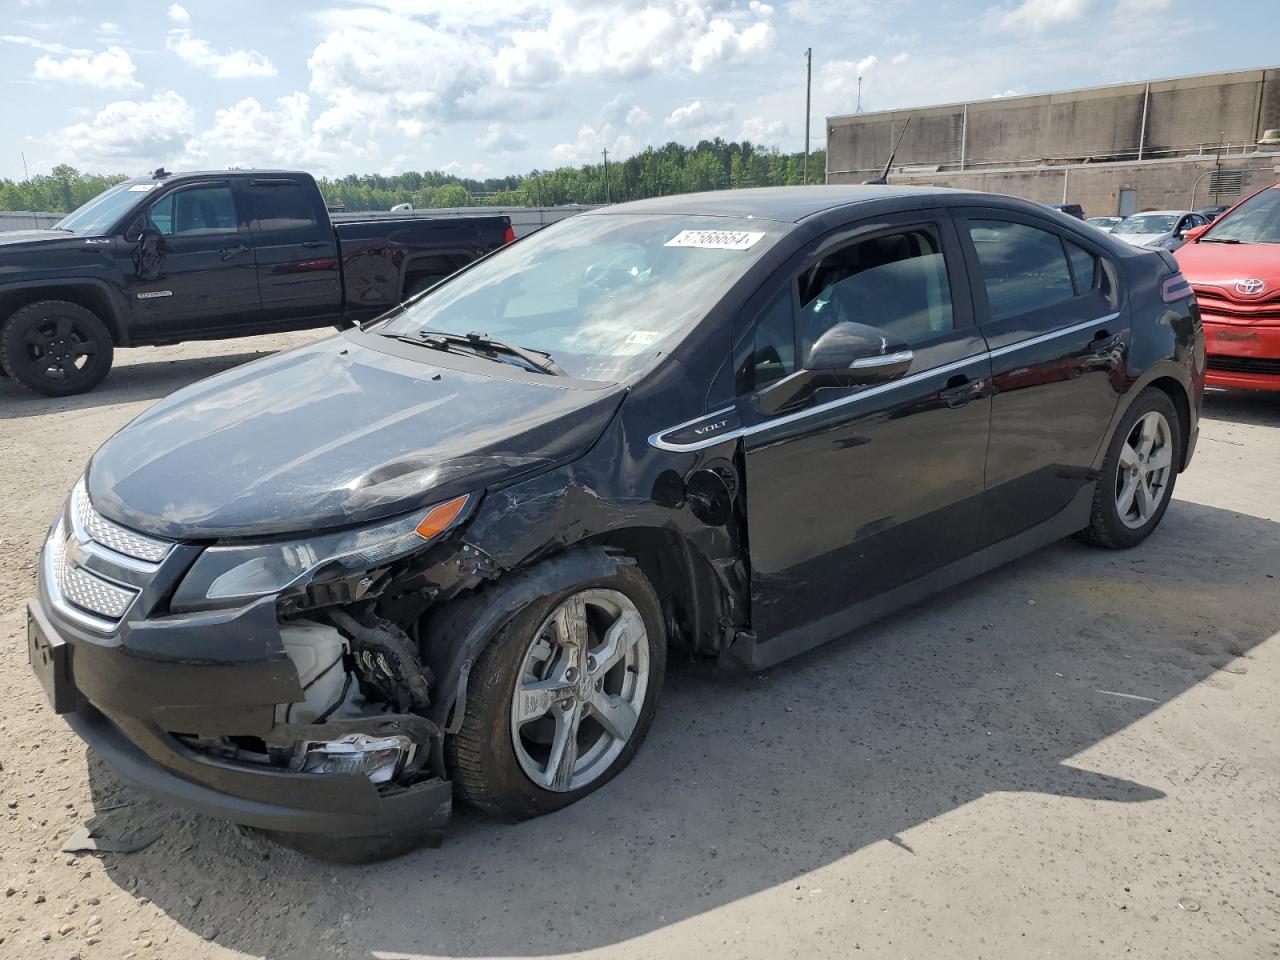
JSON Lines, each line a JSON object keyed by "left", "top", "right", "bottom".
{"left": 626, "top": 105, "right": 652, "bottom": 128}
{"left": 167, "top": 29, "right": 277, "bottom": 78}
{"left": 50, "top": 91, "right": 196, "bottom": 171}
{"left": 167, "top": 4, "right": 191, "bottom": 23}
{"left": 185, "top": 93, "right": 346, "bottom": 170}
{"left": 738, "top": 114, "right": 786, "bottom": 144}
{"left": 1, "top": 34, "right": 89, "bottom": 56}
{"left": 549, "top": 123, "right": 637, "bottom": 165}
{"left": 991, "top": 0, "right": 1095, "bottom": 32}
{"left": 33, "top": 46, "right": 141, "bottom": 91}
{"left": 664, "top": 100, "right": 736, "bottom": 140}
{"left": 476, "top": 122, "right": 529, "bottom": 153}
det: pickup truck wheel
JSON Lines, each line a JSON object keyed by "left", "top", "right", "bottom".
{"left": 1, "top": 301, "right": 114, "bottom": 397}
{"left": 447, "top": 561, "right": 666, "bottom": 821}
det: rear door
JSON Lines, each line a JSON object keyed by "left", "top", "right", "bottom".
{"left": 121, "top": 179, "right": 262, "bottom": 338}
{"left": 244, "top": 177, "right": 342, "bottom": 327}
{"left": 737, "top": 210, "right": 992, "bottom": 656}
{"left": 952, "top": 208, "right": 1126, "bottom": 545}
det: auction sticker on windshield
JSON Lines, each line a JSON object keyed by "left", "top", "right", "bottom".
{"left": 665, "top": 229, "right": 765, "bottom": 251}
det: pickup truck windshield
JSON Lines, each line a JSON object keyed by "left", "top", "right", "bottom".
{"left": 379, "top": 213, "right": 785, "bottom": 381}
{"left": 54, "top": 181, "right": 151, "bottom": 235}
{"left": 1204, "top": 186, "right": 1280, "bottom": 244}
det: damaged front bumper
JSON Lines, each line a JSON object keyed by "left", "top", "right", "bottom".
{"left": 28, "top": 592, "right": 453, "bottom": 848}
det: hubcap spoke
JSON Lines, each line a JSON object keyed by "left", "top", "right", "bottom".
{"left": 1135, "top": 476, "right": 1156, "bottom": 520}
{"left": 1118, "top": 442, "right": 1140, "bottom": 471}
{"left": 1117, "top": 474, "right": 1139, "bottom": 515}
{"left": 592, "top": 609, "right": 643, "bottom": 676}
{"left": 1136, "top": 413, "right": 1158, "bottom": 457}
{"left": 70, "top": 341, "right": 97, "bottom": 357}
{"left": 554, "top": 594, "right": 589, "bottom": 676}
{"left": 589, "top": 689, "right": 638, "bottom": 741}
{"left": 1146, "top": 445, "right": 1172, "bottom": 472}
{"left": 515, "top": 676, "right": 576, "bottom": 724}
{"left": 544, "top": 704, "right": 582, "bottom": 790}
{"left": 56, "top": 318, "right": 73, "bottom": 340}
{"left": 25, "top": 328, "right": 51, "bottom": 350}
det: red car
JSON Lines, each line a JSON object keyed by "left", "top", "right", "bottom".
{"left": 1175, "top": 182, "right": 1280, "bottom": 390}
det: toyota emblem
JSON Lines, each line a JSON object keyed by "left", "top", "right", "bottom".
{"left": 1235, "top": 278, "right": 1266, "bottom": 296}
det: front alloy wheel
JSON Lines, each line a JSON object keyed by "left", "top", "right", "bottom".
{"left": 1115, "top": 410, "right": 1174, "bottom": 529}
{"left": 448, "top": 560, "right": 665, "bottom": 820}
{"left": 511, "top": 589, "right": 650, "bottom": 792}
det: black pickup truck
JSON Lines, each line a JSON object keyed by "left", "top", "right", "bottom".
{"left": 0, "top": 169, "right": 515, "bottom": 396}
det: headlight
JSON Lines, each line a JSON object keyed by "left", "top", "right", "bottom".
{"left": 170, "top": 494, "right": 473, "bottom": 612}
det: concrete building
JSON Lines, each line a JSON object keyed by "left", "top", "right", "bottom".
{"left": 826, "top": 67, "right": 1280, "bottom": 217}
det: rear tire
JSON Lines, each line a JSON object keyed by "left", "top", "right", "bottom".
{"left": 1, "top": 300, "right": 114, "bottom": 397}
{"left": 1081, "top": 387, "right": 1181, "bottom": 549}
{"left": 447, "top": 560, "right": 666, "bottom": 821}
{"left": 404, "top": 274, "right": 446, "bottom": 300}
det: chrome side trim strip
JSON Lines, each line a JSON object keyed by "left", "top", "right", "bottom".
{"left": 986, "top": 313, "right": 1119, "bottom": 361}
{"left": 648, "top": 313, "right": 1121, "bottom": 452}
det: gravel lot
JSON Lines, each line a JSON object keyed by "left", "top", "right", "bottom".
{"left": 1, "top": 332, "right": 1278, "bottom": 960}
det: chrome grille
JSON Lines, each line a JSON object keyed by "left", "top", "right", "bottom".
{"left": 47, "top": 518, "right": 139, "bottom": 622}
{"left": 72, "top": 478, "right": 171, "bottom": 563}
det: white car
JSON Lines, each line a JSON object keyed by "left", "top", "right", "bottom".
{"left": 1110, "top": 210, "right": 1208, "bottom": 251}
{"left": 1085, "top": 216, "right": 1122, "bottom": 233}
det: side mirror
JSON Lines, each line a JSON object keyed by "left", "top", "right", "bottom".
{"left": 122, "top": 218, "right": 146, "bottom": 243}
{"left": 756, "top": 322, "right": 913, "bottom": 415}
{"left": 1182, "top": 224, "right": 1208, "bottom": 242}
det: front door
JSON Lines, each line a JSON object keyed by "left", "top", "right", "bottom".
{"left": 952, "top": 209, "right": 1127, "bottom": 545}
{"left": 244, "top": 177, "right": 342, "bottom": 328}
{"left": 119, "top": 179, "right": 262, "bottom": 339}
{"left": 738, "top": 212, "right": 992, "bottom": 661}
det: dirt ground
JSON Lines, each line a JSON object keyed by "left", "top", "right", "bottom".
{"left": 1, "top": 332, "right": 1278, "bottom": 960}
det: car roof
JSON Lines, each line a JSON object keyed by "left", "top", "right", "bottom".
{"left": 1125, "top": 210, "right": 1191, "bottom": 217}
{"left": 587, "top": 185, "right": 983, "bottom": 223}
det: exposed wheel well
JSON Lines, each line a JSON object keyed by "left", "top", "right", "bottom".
{"left": 580, "top": 528, "right": 728, "bottom": 655}
{"left": 0, "top": 286, "right": 123, "bottom": 344}
{"left": 1147, "top": 376, "right": 1192, "bottom": 470}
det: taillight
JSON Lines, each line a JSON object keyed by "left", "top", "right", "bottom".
{"left": 503, "top": 224, "right": 516, "bottom": 245}
{"left": 1162, "top": 271, "right": 1193, "bottom": 303}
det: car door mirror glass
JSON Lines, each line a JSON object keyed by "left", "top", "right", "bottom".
{"left": 123, "top": 218, "right": 146, "bottom": 243}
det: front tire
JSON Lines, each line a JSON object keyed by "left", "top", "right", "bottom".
{"left": 1081, "top": 387, "right": 1181, "bottom": 548}
{"left": 1, "top": 300, "right": 114, "bottom": 397}
{"left": 447, "top": 561, "right": 666, "bottom": 821}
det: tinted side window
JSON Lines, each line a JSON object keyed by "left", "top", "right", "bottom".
{"left": 250, "top": 182, "right": 317, "bottom": 230}
{"left": 148, "top": 186, "right": 237, "bottom": 237}
{"left": 967, "top": 220, "right": 1073, "bottom": 321}
{"left": 797, "top": 229, "right": 953, "bottom": 357}
{"left": 1065, "top": 240, "right": 1097, "bottom": 294}
{"left": 740, "top": 291, "right": 797, "bottom": 392}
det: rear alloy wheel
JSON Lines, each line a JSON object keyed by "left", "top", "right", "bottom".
{"left": 1, "top": 300, "right": 114, "bottom": 397}
{"left": 448, "top": 562, "right": 665, "bottom": 820}
{"left": 1081, "top": 387, "right": 1181, "bottom": 548}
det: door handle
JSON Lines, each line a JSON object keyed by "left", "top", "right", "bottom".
{"left": 220, "top": 244, "right": 250, "bottom": 261}
{"left": 301, "top": 240, "right": 328, "bottom": 248}
{"left": 938, "top": 374, "right": 986, "bottom": 409}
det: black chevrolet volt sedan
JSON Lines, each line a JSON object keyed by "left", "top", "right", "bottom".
{"left": 28, "top": 186, "right": 1204, "bottom": 857}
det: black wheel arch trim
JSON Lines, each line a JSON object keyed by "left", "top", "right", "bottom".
{"left": 0, "top": 278, "right": 130, "bottom": 345}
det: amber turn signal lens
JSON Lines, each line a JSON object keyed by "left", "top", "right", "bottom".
{"left": 415, "top": 494, "right": 471, "bottom": 540}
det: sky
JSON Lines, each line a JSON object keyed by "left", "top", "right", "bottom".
{"left": 0, "top": 0, "right": 1275, "bottom": 183}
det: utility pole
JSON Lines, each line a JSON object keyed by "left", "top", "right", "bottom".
{"left": 803, "top": 47, "right": 812, "bottom": 185}
{"left": 1212, "top": 130, "right": 1224, "bottom": 206}
{"left": 856, "top": 76, "right": 864, "bottom": 114}
{"left": 602, "top": 147, "right": 610, "bottom": 204}
{"left": 21, "top": 151, "right": 29, "bottom": 182}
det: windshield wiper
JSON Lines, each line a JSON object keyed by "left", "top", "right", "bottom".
{"left": 382, "top": 329, "right": 568, "bottom": 377}
{"left": 1199, "top": 237, "right": 1245, "bottom": 244}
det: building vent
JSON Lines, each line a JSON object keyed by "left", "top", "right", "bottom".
{"left": 1260, "top": 129, "right": 1280, "bottom": 145}
{"left": 1208, "top": 169, "right": 1248, "bottom": 198}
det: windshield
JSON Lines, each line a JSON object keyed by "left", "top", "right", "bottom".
{"left": 1204, "top": 186, "right": 1280, "bottom": 244}
{"left": 54, "top": 181, "right": 151, "bottom": 235}
{"left": 378, "top": 213, "right": 785, "bottom": 380}
{"left": 1112, "top": 214, "right": 1177, "bottom": 236}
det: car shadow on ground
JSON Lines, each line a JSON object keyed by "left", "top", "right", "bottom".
{"left": 1201, "top": 388, "right": 1280, "bottom": 427}
{"left": 0, "top": 348, "right": 286, "bottom": 420}
{"left": 82, "top": 498, "right": 1279, "bottom": 958}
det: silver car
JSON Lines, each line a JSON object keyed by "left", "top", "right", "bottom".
{"left": 1110, "top": 210, "right": 1208, "bottom": 251}
{"left": 1085, "top": 216, "right": 1122, "bottom": 233}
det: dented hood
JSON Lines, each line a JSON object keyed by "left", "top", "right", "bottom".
{"left": 87, "top": 333, "right": 626, "bottom": 539}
